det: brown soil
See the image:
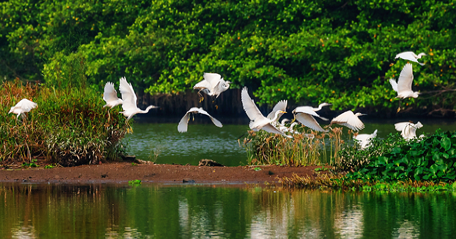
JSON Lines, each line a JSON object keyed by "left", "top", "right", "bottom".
{"left": 0, "top": 162, "right": 321, "bottom": 185}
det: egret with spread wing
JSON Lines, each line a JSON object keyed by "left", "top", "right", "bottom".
{"left": 395, "top": 51, "right": 426, "bottom": 66}
{"left": 9, "top": 99, "right": 38, "bottom": 119}
{"left": 389, "top": 63, "right": 419, "bottom": 99}
{"left": 178, "top": 107, "right": 223, "bottom": 133}
{"left": 354, "top": 129, "right": 378, "bottom": 149}
{"left": 103, "top": 82, "right": 123, "bottom": 108}
{"left": 330, "top": 111, "right": 366, "bottom": 131}
{"left": 193, "top": 73, "right": 231, "bottom": 98}
{"left": 241, "top": 87, "right": 287, "bottom": 136}
{"left": 394, "top": 121, "right": 423, "bottom": 141}
{"left": 119, "top": 77, "right": 158, "bottom": 121}
{"left": 292, "top": 103, "right": 331, "bottom": 132}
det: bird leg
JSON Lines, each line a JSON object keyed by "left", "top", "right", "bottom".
{"left": 198, "top": 91, "right": 205, "bottom": 102}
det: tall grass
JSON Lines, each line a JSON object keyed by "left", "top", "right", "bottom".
{"left": 0, "top": 80, "right": 128, "bottom": 166}
{"left": 241, "top": 125, "right": 351, "bottom": 166}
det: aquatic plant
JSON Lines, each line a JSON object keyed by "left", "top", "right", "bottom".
{"left": 241, "top": 125, "right": 349, "bottom": 166}
{"left": 0, "top": 80, "right": 128, "bottom": 166}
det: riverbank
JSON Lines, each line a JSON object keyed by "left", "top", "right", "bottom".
{"left": 0, "top": 162, "right": 320, "bottom": 184}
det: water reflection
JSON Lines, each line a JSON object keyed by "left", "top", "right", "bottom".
{"left": 1, "top": 183, "right": 456, "bottom": 238}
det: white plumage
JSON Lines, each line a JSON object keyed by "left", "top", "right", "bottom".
{"left": 119, "top": 77, "right": 158, "bottom": 121}
{"left": 177, "top": 107, "right": 223, "bottom": 133}
{"left": 292, "top": 103, "right": 331, "bottom": 132}
{"left": 9, "top": 99, "right": 38, "bottom": 119}
{"left": 103, "top": 82, "right": 123, "bottom": 108}
{"left": 394, "top": 121, "right": 423, "bottom": 140}
{"left": 193, "top": 73, "right": 231, "bottom": 98}
{"left": 395, "top": 51, "right": 426, "bottom": 66}
{"left": 354, "top": 129, "right": 378, "bottom": 149}
{"left": 330, "top": 111, "right": 366, "bottom": 131}
{"left": 389, "top": 63, "right": 419, "bottom": 99}
{"left": 241, "top": 87, "right": 287, "bottom": 136}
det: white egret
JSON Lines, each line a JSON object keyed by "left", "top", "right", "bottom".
{"left": 9, "top": 99, "right": 38, "bottom": 119}
{"left": 103, "top": 82, "right": 123, "bottom": 108}
{"left": 389, "top": 63, "right": 419, "bottom": 99}
{"left": 395, "top": 51, "right": 426, "bottom": 66}
{"left": 330, "top": 111, "right": 366, "bottom": 131}
{"left": 241, "top": 87, "right": 287, "bottom": 136}
{"left": 292, "top": 103, "right": 331, "bottom": 132}
{"left": 394, "top": 121, "right": 423, "bottom": 140}
{"left": 193, "top": 73, "right": 231, "bottom": 98}
{"left": 177, "top": 107, "right": 223, "bottom": 133}
{"left": 267, "top": 100, "right": 287, "bottom": 126}
{"left": 354, "top": 129, "right": 378, "bottom": 149}
{"left": 119, "top": 77, "right": 158, "bottom": 121}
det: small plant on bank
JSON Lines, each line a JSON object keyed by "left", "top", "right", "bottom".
{"left": 128, "top": 179, "right": 142, "bottom": 185}
{"left": 44, "top": 164, "right": 55, "bottom": 169}
{"left": 22, "top": 159, "right": 39, "bottom": 168}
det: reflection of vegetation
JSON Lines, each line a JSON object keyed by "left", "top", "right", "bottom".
{"left": 0, "top": 80, "right": 128, "bottom": 165}
{"left": 241, "top": 127, "right": 348, "bottom": 166}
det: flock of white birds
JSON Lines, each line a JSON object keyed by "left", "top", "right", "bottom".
{"left": 8, "top": 51, "right": 427, "bottom": 150}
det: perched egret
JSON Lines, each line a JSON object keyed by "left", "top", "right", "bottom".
{"left": 389, "top": 63, "right": 419, "bottom": 99}
{"left": 292, "top": 103, "right": 331, "bottom": 132}
{"left": 241, "top": 87, "right": 287, "bottom": 136}
{"left": 395, "top": 51, "right": 426, "bottom": 66}
{"left": 330, "top": 111, "right": 366, "bottom": 131}
{"left": 177, "top": 107, "right": 223, "bottom": 133}
{"left": 103, "top": 82, "right": 123, "bottom": 108}
{"left": 394, "top": 121, "right": 423, "bottom": 141}
{"left": 354, "top": 129, "right": 378, "bottom": 149}
{"left": 119, "top": 77, "right": 158, "bottom": 121}
{"left": 9, "top": 99, "right": 38, "bottom": 119}
{"left": 193, "top": 73, "right": 231, "bottom": 98}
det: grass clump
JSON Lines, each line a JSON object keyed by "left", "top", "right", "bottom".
{"left": 0, "top": 80, "right": 128, "bottom": 166}
{"left": 241, "top": 126, "right": 349, "bottom": 166}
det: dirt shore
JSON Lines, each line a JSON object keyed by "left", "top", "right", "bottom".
{"left": 0, "top": 162, "right": 320, "bottom": 185}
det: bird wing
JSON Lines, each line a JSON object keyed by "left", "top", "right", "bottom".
{"left": 193, "top": 108, "right": 223, "bottom": 128}
{"left": 331, "top": 111, "right": 364, "bottom": 131}
{"left": 194, "top": 73, "right": 221, "bottom": 92}
{"left": 119, "top": 77, "right": 138, "bottom": 111}
{"left": 241, "top": 87, "right": 266, "bottom": 122}
{"left": 177, "top": 110, "right": 192, "bottom": 133}
{"left": 293, "top": 106, "right": 328, "bottom": 120}
{"left": 16, "top": 99, "right": 38, "bottom": 112}
{"left": 415, "top": 121, "right": 423, "bottom": 129}
{"left": 295, "top": 113, "right": 327, "bottom": 132}
{"left": 267, "top": 100, "right": 287, "bottom": 121}
{"left": 103, "top": 82, "right": 119, "bottom": 102}
{"left": 193, "top": 79, "right": 212, "bottom": 91}
{"left": 389, "top": 79, "right": 398, "bottom": 92}
{"left": 397, "top": 63, "right": 414, "bottom": 93}
{"left": 395, "top": 51, "right": 416, "bottom": 60}
{"left": 261, "top": 123, "right": 286, "bottom": 135}
{"left": 394, "top": 122, "right": 410, "bottom": 131}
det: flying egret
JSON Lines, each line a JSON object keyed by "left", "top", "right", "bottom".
{"left": 193, "top": 73, "right": 231, "bottom": 98}
{"left": 389, "top": 63, "right": 419, "bottom": 99}
{"left": 119, "top": 77, "right": 158, "bottom": 121}
{"left": 292, "top": 103, "right": 331, "bottom": 132}
{"left": 9, "top": 98, "right": 38, "bottom": 119}
{"left": 177, "top": 107, "right": 223, "bottom": 133}
{"left": 395, "top": 51, "right": 426, "bottom": 66}
{"left": 354, "top": 129, "right": 378, "bottom": 149}
{"left": 241, "top": 87, "right": 288, "bottom": 136}
{"left": 103, "top": 82, "right": 123, "bottom": 108}
{"left": 394, "top": 121, "right": 423, "bottom": 141}
{"left": 330, "top": 111, "right": 366, "bottom": 131}
{"left": 267, "top": 100, "right": 287, "bottom": 126}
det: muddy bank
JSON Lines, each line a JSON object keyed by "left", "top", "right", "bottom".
{"left": 0, "top": 162, "right": 320, "bottom": 185}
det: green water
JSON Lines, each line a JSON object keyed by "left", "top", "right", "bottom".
{"left": 1, "top": 183, "right": 455, "bottom": 238}
{"left": 124, "top": 119, "right": 456, "bottom": 166}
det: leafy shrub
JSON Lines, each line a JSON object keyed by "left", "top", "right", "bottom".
{"left": 346, "top": 130, "right": 456, "bottom": 182}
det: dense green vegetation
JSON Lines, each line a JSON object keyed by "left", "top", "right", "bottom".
{"left": 1, "top": 0, "right": 456, "bottom": 114}
{"left": 0, "top": 80, "right": 127, "bottom": 165}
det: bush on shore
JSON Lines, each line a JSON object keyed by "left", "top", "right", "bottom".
{"left": 0, "top": 80, "right": 128, "bottom": 166}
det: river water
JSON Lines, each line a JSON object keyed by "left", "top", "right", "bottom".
{"left": 125, "top": 117, "right": 456, "bottom": 166}
{"left": 0, "top": 183, "right": 455, "bottom": 238}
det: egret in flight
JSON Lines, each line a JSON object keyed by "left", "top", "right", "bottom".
{"left": 178, "top": 107, "right": 223, "bottom": 133}
{"left": 9, "top": 99, "right": 38, "bottom": 119}
{"left": 394, "top": 121, "right": 423, "bottom": 141}
{"left": 395, "top": 51, "right": 426, "bottom": 66}
{"left": 119, "top": 77, "right": 158, "bottom": 121}
{"left": 267, "top": 100, "right": 287, "bottom": 126}
{"left": 103, "top": 82, "right": 123, "bottom": 108}
{"left": 241, "top": 87, "right": 287, "bottom": 136}
{"left": 389, "top": 63, "right": 419, "bottom": 99}
{"left": 292, "top": 103, "right": 331, "bottom": 132}
{"left": 354, "top": 129, "right": 378, "bottom": 149}
{"left": 330, "top": 111, "right": 366, "bottom": 131}
{"left": 193, "top": 73, "right": 231, "bottom": 98}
